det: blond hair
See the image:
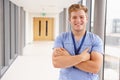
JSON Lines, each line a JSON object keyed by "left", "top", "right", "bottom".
{"left": 68, "top": 4, "right": 88, "bottom": 18}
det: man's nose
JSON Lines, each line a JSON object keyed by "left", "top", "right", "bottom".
{"left": 76, "top": 17, "right": 81, "bottom": 22}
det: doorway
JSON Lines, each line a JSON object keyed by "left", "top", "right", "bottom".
{"left": 33, "top": 17, "right": 54, "bottom": 41}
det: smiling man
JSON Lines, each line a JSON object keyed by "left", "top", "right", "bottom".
{"left": 52, "top": 4, "right": 104, "bottom": 80}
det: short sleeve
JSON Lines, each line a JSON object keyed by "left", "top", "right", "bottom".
{"left": 91, "top": 35, "right": 104, "bottom": 54}
{"left": 53, "top": 34, "right": 64, "bottom": 49}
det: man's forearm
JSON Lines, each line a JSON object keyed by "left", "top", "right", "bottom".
{"left": 74, "top": 51, "right": 103, "bottom": 74}
{"left": 75, "top": 60, "right": 100, "bottom": 73}
{"left": 53, "top": 55, "right": 83, "bottom": 68}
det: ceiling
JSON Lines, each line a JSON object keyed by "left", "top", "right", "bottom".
{"left": 10, "top": 0, "right": 80, "bottom": 13}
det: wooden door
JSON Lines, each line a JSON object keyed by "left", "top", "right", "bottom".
{"left": 33, "top": 17, "right": 54, "bottom": 41}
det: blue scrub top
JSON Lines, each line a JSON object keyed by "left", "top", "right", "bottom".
{"left": 53, "top": 31, "right": 104, "bottom": 80}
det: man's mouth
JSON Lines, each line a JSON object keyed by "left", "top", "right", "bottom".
{"left": 75, "top": 23, "right": 82, "bottom": 26}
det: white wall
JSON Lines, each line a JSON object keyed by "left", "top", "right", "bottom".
{"left": 25, "top": 12, "right": 60, "bottom": 45}
{"left": 25, "top": 12, "right": 32, "bottom": 44}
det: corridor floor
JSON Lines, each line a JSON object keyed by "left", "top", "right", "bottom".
{"left": 1, "top": 41, "right": 59, "bottom": 80}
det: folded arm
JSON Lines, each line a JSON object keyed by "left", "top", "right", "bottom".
{"left": 74, "top": 51, "right": 103, "bottom": 74}
{"left": 52, "top": 48, "right": 90, "bottom": 68}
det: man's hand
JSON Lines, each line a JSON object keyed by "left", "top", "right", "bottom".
{"left": 78, "top": 48, "right": 90, "bottom": 62}
{"left": 54, "top": 48, "right": 70, "bottom": 57}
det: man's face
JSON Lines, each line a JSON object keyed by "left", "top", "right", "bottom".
{"left": 69, "top": 10, "right": 88, "bottom": 32}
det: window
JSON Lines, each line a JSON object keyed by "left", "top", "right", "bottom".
{"left": 0, "top": 1, "right": 23, "bottom": 78}
{"left": 104, "top": 0, "right": 120, "bottom": 80}
{"left": 0, "top": 0, "right": 4, "bottom": 71}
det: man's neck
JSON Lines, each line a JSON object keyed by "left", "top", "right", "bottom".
{"left": 72, "top": 30, "right": 86, "bottom": 41}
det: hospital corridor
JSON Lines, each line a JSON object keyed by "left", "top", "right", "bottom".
{"left": 0, "top": 0, "right": 120, "bottom": 80}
